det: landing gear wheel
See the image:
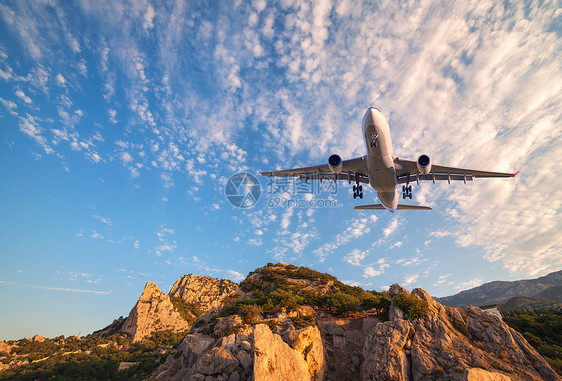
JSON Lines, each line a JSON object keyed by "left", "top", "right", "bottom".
{"left": 353, "top": 193, "right": 357, "bottom": 199}
{"left": 359, "top": 192, "right": 363, "bottom": 199}
{"left": 402, "top": 183, "right": 413, "bottom": 199}
{"left": 353, "top": 185, "right": 357, "bottom": 192}
{"left": 358, "top": 185, "right": 363, "bottom": 192}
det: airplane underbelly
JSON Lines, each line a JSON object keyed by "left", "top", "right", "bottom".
{"left": 368, "top": 156, "right": 397, "bottom": 192}
{"left": 378, "top": 189, "right": 399, "bottom": 210}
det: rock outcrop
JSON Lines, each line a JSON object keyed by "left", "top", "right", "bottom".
{"left": 150, "top": 322, "right": 325, "bottom": 381}
{"left": 361, "top": 286, "right": 560, "bottom": 380}
{"left": 146, "top": 266, "right": 560, "bottom": 381}
{"left": 169, "top": 274, "right": 238, "bottom": 314}
{"left": 121, "top": 282, "right": 189, "bottom": 341}
{"left": 254, "top": 324, "right": 311, "bottom": 381}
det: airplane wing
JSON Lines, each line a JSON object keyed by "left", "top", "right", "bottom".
{"left": 261, "top": 156, "right": 370, "bottom": 184}
{"left": 355, "top": 204, "right": 432, "bottom": 210}
{"left": 393, "top": 158, "right": 518, "bottom": 185}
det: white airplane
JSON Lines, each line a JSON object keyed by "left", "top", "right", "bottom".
{"left": 262, "top": 107, "right": 518, "bottom": 212}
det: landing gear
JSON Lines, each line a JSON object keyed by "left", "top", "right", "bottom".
{"left": 402, "top": 185, "right": 412, "bottom": 199}
{"left": 402, "top": 175, "right": 413, "bottom": 199}
{"left": 353, "top": 176, "right": 363, "bottom": 199}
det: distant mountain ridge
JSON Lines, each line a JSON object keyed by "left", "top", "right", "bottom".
{"left": 437, "top": 270, "right": 562, "bottom": 308}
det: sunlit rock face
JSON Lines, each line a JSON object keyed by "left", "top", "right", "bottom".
{"left": 120, "top": 282, "right": 189, "bottom": 342}
{"left": 362, "top": 287, "right": 560, "bottom": 381}
{"left": 146, "top": 265, "right": 559, "bottom": 381}
{"left": 168, "top": 274, "right": 239, "bottom": 313}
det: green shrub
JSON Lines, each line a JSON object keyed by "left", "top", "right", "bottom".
{"left": 291, "top": 315, "right": 315, "bottom": 329}
{"left": 169, "top": 297, "right": 199, "bottom": 323}
{"left": 239, "top": 304, "right": 262, "bottom": 324}
{"left": 194, "top": 319, "right": 206, "bottom": 328}
{"left": 393, "top": 293, "right": 429, "bottom": 320}
{"left": 450, "top": 317, "right": 469, "bottom": 336}
{"left": 323, "top": 292, "right": 360, "bottom": 313}
{"left": 266, "top": 320, "right": 278, "bottom": 331}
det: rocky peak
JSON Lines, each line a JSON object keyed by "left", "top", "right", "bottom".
{"left": 363, "top": 285, "right": 560, "bottom": 380}
{"left": 139, "top": 282, "right": 161, "bottom": 301}
{"left": 168, "top": 274, "right": 238, "bottom": 314}
{"left": 121, "top": 281, "right": 189, "bottom": 342}
{"left": 146, "top": 264, "right": 560, "bottom": 381}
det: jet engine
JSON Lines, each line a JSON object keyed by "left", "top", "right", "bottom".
{"left": 328, "top": 154, "right": 343, "bottom": 174}
{"left": 417, "top": 154, "right": 432, "bottom": 174}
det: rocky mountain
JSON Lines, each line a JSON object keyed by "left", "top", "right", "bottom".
{"left": 2, "top": 263, "right": 560, "bottom": 380}
{"left": 169, "top": 274, "right": 238, "bottom": 314}
{"left": 120, "top": 282, "right": 190, "bottom": 342}
{"left": 147, "top": 264, "right": 559, "bottom": 380}
{"left": 112, "top": 274, "right": 238, "bottom": 343}
{"left": 437, "top": 270, "right": 562, "bottom": 307}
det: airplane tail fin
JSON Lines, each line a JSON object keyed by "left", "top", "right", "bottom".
{"left": 354, "top": 204, "right": 432, "bottom": 210}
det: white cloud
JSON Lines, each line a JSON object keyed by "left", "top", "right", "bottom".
{"left": 92, "top": 215, "right": 112, "bottom": 225}
{"left": 344, "top": 248, "right": 366, "bottom": 266}
{"left": 0, "top": 97, "right": 17, "bottom": 111}
{"left": 434, "top": 273, "right": 452, "bottom": 286}
{"left": 108, "top": 109, "right": 117, "bottom": 123}
{"left": 121, "top": 152, "right": 133, "bottom": 163}
{"left": 143, "top": 4, "right": 155, "bottom": 31}
{"left": 403, "top": 274, "right": 418, "bottom": 287}
{"left": 396, "top": 255, "right": 428, "bottom": 267}
{"left": 389, "top": 241, "right": 403, "bottom": 249}
{"left": 56, "top": 73, "right": 66, "bottom": 86}
{"left": 226, "top": 269, "right": 245, "bottom": 283}
{"left": 314, "top": 215, "right": 377, "bottom": 261}
{"left": 383, "top": 218, "right": 400, "bottom": 238}
{"left": 455, "top": 277, "right": 483, "bottom": 291}
{"left": 363, "top": 258, "right": 389, "bottom": 278}
{"left": 15, "top": 89, "right": 32, "bottom": 104}
{"left": 247, "top": 238, "right": 263, "bottom": 246}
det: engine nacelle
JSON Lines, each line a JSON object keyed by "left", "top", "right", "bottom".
{"left": 417, "top": 154, "right": 431, "bottom": 174}
{"left": 328, "top": 154, "right": 343, "bottom": 174}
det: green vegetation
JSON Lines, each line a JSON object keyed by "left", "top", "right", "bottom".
{"left": 236, "top": 263, "right": 391, "bottom": 317}
{"left": 0, "top": 331, "right": 184, "bottom": 380}
{"left": 503, "top": 309, "right": 562, "bottom": 375}
{"left": 291, "top": 315, "right": 315, "bottom": 330}
{"left": 392, "top": 293, "right": 430, "bottom": 320}
{"left": 169, "top": 297, "right": 200, "bottom": 323}
{"left": 200, "top": 316, "right": 219, "bottom": 335}
{"left": 450, "top": 317, "right": 470, "bottom": 336}
{"left": 265, "top": 320, "right": 278, "bottom": 331}
{"left": 238, "top": 304, "right": 262, "bottom": 325}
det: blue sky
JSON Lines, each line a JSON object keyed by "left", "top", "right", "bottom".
{"left": 0, "top": 0, "right": 560, "bottom": 340}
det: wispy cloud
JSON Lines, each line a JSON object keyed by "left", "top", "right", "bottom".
{"left": 0, "top": 280, "right": 109, "bottom": 294}
{"left": 92, "top": 215, "right": 112, "bottom": 225}
{"left": 455, "top": 277, "right": 483, "bottom": 291}
{"left": 314, "top": 216, "right": 378, "bottom": 261}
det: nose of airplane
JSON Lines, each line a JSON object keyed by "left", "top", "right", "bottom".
{"left": 363, "top": 107, "right": 381, "bottom": 125}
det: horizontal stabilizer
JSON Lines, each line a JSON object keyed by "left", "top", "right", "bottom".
{"left": 354, "top": 204, "right": 432, "bottom": 210}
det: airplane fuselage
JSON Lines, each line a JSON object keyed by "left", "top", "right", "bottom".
{"left": 362, "top": 107, "right": 400, "bottom": 211}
